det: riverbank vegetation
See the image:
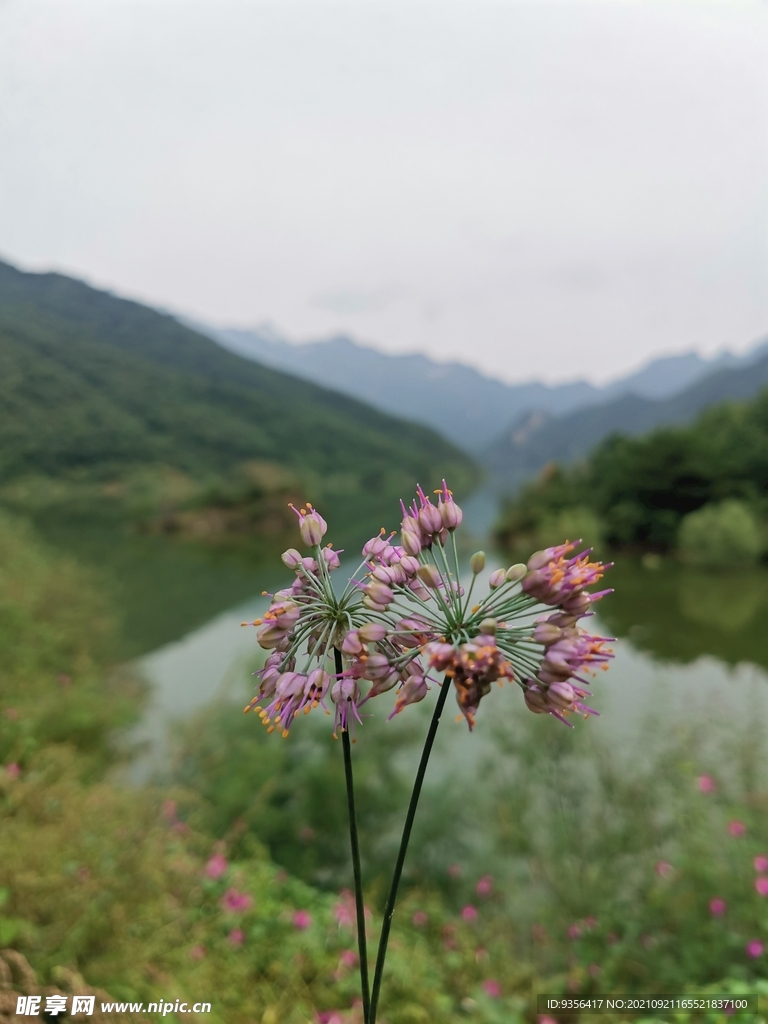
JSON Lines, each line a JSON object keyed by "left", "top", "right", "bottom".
{"left": 494, "top": 389, "right": 768, "bottom": 567}
{"left": 4, "top": 511, "right": 768, "bottom": 1021}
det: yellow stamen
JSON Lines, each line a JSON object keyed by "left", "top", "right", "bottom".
{"left": 282, "top": 729, "right": 290, "bottom": 738}
{"left": 267, "top": 725, "right": 275, "bottom": 734}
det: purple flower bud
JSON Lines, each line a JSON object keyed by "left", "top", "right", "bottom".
{"left": 257, "top": 624, "right": 289, "bottom": 649}
{"left": 488, "top": 569, "right": 506, "bottom": 589}
{"left": 366, "top": 670, "right": 400, "bottom": 698}
{"left": 546, "top": 681, "right": 576, "bottom": 710}
{"left": 425, "top": 642, "right": 455, "bottom": 670}
{"left": 399, "top": 555, "right": 420, "bottom": 577}
{"left": 389, "top": 674, "right": 428, "bottom": 717}
{"left": 417, "top": 564, "right": 442, "bottom": 589}
{"left": 363, "top": 653, "right": 393, "bottom": 681}
{"left": 342, "top": 631, "right": 363, "bottom": 655}
{"left": 438, "top": 481, "right": 463, "bottom": 530}
{"left": 533, "top": 621, "right": 563, "bottom": 646}
{"left": 306, "top": 668, "right": 330, "bottom": 701}
{"left": 372, "top": 565, "right": 396, "bottom": 584}
{"left": 322, "top": 546, "right": 342, "bottom": 570}
{"left": 401, "top": 524, "right": 422, "bottom": 557}
{"left": 362, "top": 532, "right": 388, "bottom": 558}
{"left": 281, "top": 548, "right": 303, "bottom": 568}
{"left": 418, "top": 502, "right": 443, "bottom": 537}
{"left": 290, "top": 503, "right": 328, "bottom": 546}
{"left": 358, "top": 623, "right": 387, "bottom": 643}
{"left": 524, "top": 683, "right": 549, "bottom": 714}
{"left": 366, "top": 581, "right": 394, "bottom": 606}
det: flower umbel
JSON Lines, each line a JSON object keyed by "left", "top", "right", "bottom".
{"left": 244, "top": 481, "right": 613, "bottom": 735}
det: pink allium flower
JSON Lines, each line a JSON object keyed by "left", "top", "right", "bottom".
{"left": 697, "top": 775, "right": 716, "bottom": 794}
{"left": 447, "top": 864, "right": 462, "bottom": 879}
{"left": 461, "top": 905, "right": 478, "bottom": 922}
{"left": 4, "top": 763, "right": 21, "bottom": 778}
{"left": 746, "top": 940, "right": 764, "bottom": 959}
{"left": 189, "top": 944, "right": 206, "bottom": 961}
{"left": 221, "top": 888, "right": 253, "bottom": 913}
{"left": 228, "top": 928, "right": 245, "bottom": 946}
{"left": 754, "top": 856, "right": 768, "bottom": 873}
{"left": 476, "top": 874, "right": 494, "bottom": 897}
{"left": 728, "top": 820, "right": 747, "bottom": 837}
{"left": 755, "top": 878, "right": 768, "bottom": 897}
{"left": 482, "top": 979, "right": 502, "bottom": 998}
{"left": 567, "top": 923, "right": 582, "bottom": 940}
{"left": 655, "top": 861, "right": 674, "bottom": 878}
{"left": 709, "top": 898, "right": 727, "bottom": 916}
{"left": 204, "top": 852, "right": 228, "bottom": 879}
{"left": 412, "top": 911, "right": 428, "bottom": 927}
{"left": 293, "top": 909, "right": 312, "bottom": 930}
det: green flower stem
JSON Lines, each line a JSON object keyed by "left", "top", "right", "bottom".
{"left": 368, "top": 674, "right": 452, "bottom": 1024}
{"left": 336, "top": 648, "right": 370, "bottom": 1023}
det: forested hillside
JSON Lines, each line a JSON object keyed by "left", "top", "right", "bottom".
{"left": 495, "top": 387, "right": 768, "bottom": 562}
{"left": 0, "top": 261, "right": 476, "bottom": 530}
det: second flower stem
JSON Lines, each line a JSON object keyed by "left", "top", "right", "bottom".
{"left": 367, "top": 675, "right": 452, "bottom": 1024}
{"left": 336, "top": 648, "right": 370, "bottom": 1023}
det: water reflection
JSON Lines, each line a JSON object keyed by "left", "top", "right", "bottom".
{"left": 599, "top": 560, "right": 768, "bottom": 670}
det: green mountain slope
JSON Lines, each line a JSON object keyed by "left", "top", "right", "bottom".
{"left": 0, "top": 260, "right": 476, "bottom": 528}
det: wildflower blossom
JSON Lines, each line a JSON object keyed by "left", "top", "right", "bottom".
{"left": 461, "top": 905, "right": 478, "bottom": 922}
{"left": 476, "top": 874, "right": 493, "bottom": 896}
{"left": 293, "top": 909, "right": 312, "bottom": 930}
{"left": 482, "top": 979, "right": 502, "bottom": 998}
{"left": 755, "top": 878, "right": 768, "bottom": 897}
{"left": 656, "top": 861, "right": 674, "bottom": 878}
{"left": 728, "top": 820, "right": 747, "bottom": 837}
{"left": 709, "top": 898, "right": 727, "bottom": 916}
{"left": 746, "top": 940, "right": 764, "bottom": 958}
{"left": 204, "top": 852, "right": 227, "bottom": 879}
{"left": 228, "top": 928, "right": 245, "bottom": 946}
{"left": 4, "top": 762, "right": 21, "bottom": 778}
{"left": 244, "top": 482, "right": 613, "bottom": 737}
{"left": 755, "top": 856, "right": 768, "bottom": 873}
{"left": 221, "top": 888, "right": 253, "bottom": 912}
{"left": 412, "top": 911, "right": 428, "bottom": 927}
{"left": 698, "top": 774, "right": 717, "bottom": 793}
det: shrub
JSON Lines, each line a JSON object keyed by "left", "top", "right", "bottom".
{"left": 677, "top": 500, "right": 763, "bottom": 567}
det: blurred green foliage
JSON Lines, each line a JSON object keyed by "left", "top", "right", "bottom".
{"left": 495, "top": 387, "right": 768, "bottom": 558}
{"left": 678, "top": 500, "right": 764, "bottom": 567}
{"left": 5, "top": 511, "right": 768, "bottom": 1022}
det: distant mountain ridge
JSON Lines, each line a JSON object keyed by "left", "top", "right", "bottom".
{"left": 193, "top": 322, "right": 768, "bottom": 455}
{"left": 485, "top": 348, "right": 768, "bottom": 491}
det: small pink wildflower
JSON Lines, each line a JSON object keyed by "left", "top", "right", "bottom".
{"left": 339, "top": 950, "right": 357, "bottom": 969}
{"left": 461, "top": 905, "right": 478, "bottom": 922}
{"left": 221, "top": 888, "right": 253, "bottom": 913}
{"left": 161, "top": 799, "right": 177, "bottom": 822}
{"left": 412, "top": 911, "right": 428, "bottom": 927}
{"left": 4, "top": 763, "right": 21, "bottom": 778}
{"left": 476, "top": 874, "right": 494, "bottom": 897}
{"left": 316, "top": 1013, "right": 345, "bottom": 1024}
{"left": 755, "top": 878, "right": 768, "bottom": 897}
{"left": 447, "top": 864, "right": 462, "bottom": 879}
{"left": 697, "top": 774, "right": 716, "bottom": 794}
{"left": 746, "top": 939, "right": 764, "bottom": 958}
{"left": 583, "top": 916, "right": 598, "bottom": 929}
{"left": 709, "top": 898, "right": 727, "bottom": 916}
{"left": 204, "top": 852, "right": 228, "bottom": 879}
{"left": 189, "top": 944, "right": 206, "bottom": 961}
{"left": 482, "top": 979, "right": 501, "bottom": 998}
{"left": 228, "top": 928, "right": 245, "bottom": 946}
{"left": 655, "top": 861, "right": 674, "bottom": 878}
{"left": 567, "top": 923, "right": 582, "bottom": 940}
{"left": 293, "top": 909, "right": 312, "bottom": 930}
{"left": 754, "top": 856, "right": 768, "bottom": 873}
{"left": 728, "top": 820, "right": 747, "bottom": 838}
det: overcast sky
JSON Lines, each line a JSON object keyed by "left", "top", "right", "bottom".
{"left": 0, "top": 0, "right": 766, "bottom": 385}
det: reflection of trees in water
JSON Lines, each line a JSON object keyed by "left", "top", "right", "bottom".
{"left": 599, "top": 560, "right": 768, "bottom": 669}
